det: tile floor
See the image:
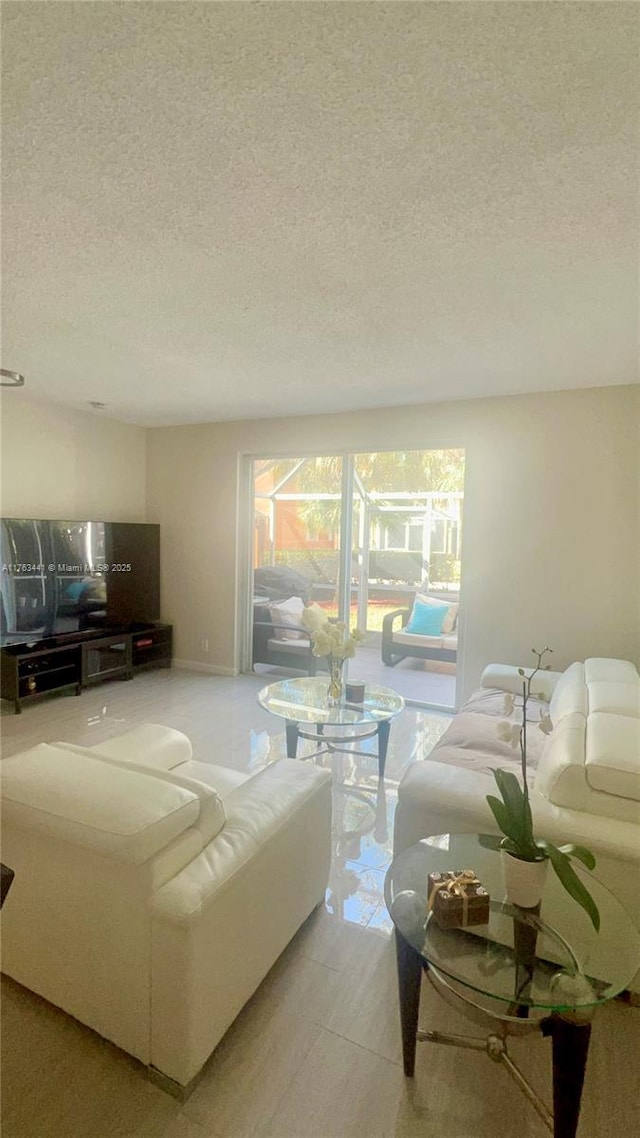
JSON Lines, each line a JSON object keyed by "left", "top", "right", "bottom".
{"left": 253, "top": 637, "right": 457, "bottom": 709}
{"left": 1, "top": 669, "right": 639, "bottom": 1137}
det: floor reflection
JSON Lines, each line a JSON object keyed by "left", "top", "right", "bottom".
{"left": 249, "top": 707, "right": 452, "bottom": 935}
{"left": 326, "top": 780, "right": 396, "bottom": 931}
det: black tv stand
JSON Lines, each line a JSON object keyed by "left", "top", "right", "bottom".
{"left": 1, "top": 623, "right": 173, "bottom": 714}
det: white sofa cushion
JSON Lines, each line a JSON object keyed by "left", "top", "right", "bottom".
{"left": 533, "top": 714, "right": 640, "bottom": 823}
{"left": 587, "top": 679, "right": 640, "bottom": 718}
{"left": 586, "top": 713, "right": 640, "bottom": 802}
{"left": 60, "top": 739, "right": 227, "bottom": 848}
{"left": 584, "top": 658, "right": 639, "bottom": 684}
{"left": 177, "top": 760, "right": 250, "bottom": 799}
{"left": 84, "top": 723, "right": 193, "bottom": 769}
{"left": 1, "top": 744, "right": 224, "bottom": 863}
{"left": 549, "top": 662, "right": 587, "bottom": 725}
{"left": 481, "top": 664, "right": 561, "bottom": 700}
{"left": 533, "top": 713, "right": 587, "bottom": 806}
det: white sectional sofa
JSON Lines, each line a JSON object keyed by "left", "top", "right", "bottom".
{"left": 0, "top": 725, "right": 332, "bottom": 1090}
{"left": 395, "top": 658, "right": 640, "bottom": 982}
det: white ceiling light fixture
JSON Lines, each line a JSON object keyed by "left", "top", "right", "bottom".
{"left": 0, "top": 369, "right": 25, "bottom": 387}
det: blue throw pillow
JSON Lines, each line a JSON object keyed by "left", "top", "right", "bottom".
{"left": 405, "top": 599, "right": 450, "bottom": 636}
{"left": 64, "top": 581, "right": 86, "bottom": 601}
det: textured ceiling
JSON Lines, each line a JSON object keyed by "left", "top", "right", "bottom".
{"left": 2, "top": 2, "right": 638, "bottom": 426}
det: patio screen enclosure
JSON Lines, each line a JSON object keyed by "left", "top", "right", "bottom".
{"left": 244, "top": 449, "right": 464, "bottom": 708}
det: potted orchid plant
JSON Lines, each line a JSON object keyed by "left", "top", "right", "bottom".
{"left": 480, "top": 647, "right": 600, "bottom": 929}
{"left": 301, "top": 606, "right": 365, "bottom": 704}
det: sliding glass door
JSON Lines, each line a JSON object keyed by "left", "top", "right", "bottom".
{"left": 245, "top": 448, "right": 464, "bottom": 711}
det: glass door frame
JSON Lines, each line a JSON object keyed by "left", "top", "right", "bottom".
{"left": 238, "top": 449, "right": 465, "bottom": 712}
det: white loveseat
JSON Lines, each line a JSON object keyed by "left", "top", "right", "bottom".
{"left": 0, "top": 724, "right": 332, "bottom": 1090}
{"left": 394, "top": 658, "right": 640, "bottom": 982}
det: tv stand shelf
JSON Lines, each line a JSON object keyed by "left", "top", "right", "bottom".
{"left": 1, "top": 623, "right": 172, "bottom": 714}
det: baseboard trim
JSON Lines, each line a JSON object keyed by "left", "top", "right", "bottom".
{"left": 172, "top": 659, "right": 237, "bottom": 677}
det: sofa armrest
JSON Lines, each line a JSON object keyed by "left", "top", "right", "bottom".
{"left": 394, "top": 762, "right": 497, "bottom": 853}
{"left": 149, "top": 758, "right": 332, "bottom": 1084}
{"left": 151, "top": 759, "right": 331, "bottom": 925}
{"left": 480, "top": 663, "right": 562, "bottom": 700}
{"left": 253, "top": 620, "right": 310, "bottom": 638}
{"left": 78, "top": 723, "right": 193, "bottom": 770}
{"left": 382, "top": 608, "right": 410, "bottom": 637}
{"left": 394, "top": 758, "right": 640, "bottom": 862}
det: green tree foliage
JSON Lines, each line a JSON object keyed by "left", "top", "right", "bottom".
{"left": 268, "top": 450, "right": 464, "bottom": 539}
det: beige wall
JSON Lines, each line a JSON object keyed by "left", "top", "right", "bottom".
{"left": 0, "top": 396, "right": 147, "bottom": 520}
{"left": 146, "top": 385, "right": 640, "bottom": 699}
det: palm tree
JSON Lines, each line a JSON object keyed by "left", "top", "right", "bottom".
{"left": 273, "top": 450, "right": 464, "bottom": 538}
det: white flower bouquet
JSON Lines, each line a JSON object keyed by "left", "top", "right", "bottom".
{"left": 301, "top": 606, "right": 365, "bottom": 702}
{"left": 301, "top": 605, "right": 365, "bottom": 660}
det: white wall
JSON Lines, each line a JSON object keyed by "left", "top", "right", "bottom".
{"left": 0, "top": 395, "right": 147, "bottom": 521}
{"left": 146, "top": 385, "right": 640, "bottom": 699}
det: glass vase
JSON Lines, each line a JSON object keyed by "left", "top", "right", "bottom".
{"left": 327, "top": 657, "right": 344, "bottom": 706}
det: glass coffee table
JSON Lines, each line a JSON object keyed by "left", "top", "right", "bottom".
{"left": 385, "top": 834, "right": 640, "bottom": 1138}
{"left": 257, "top": 677, "right": 404, "bottom": 778}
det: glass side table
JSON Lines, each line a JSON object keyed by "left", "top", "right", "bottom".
{"left": 257, "top": 677, "right": 404, "bottom": 779}
{"left": 385, "top": 834, "right": 640, "bottom": 1138}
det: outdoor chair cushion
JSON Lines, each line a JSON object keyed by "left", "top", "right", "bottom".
{"left": 268, "top": 596, "right": 306, "bottom": 640}
{"left": 405, "top": 598, "right": 450, "bottom": 635}
{"left": 408, "top": 592, "right": 458, "bottom": 634}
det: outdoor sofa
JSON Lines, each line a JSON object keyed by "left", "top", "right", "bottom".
{"left": 381, "top": 590, "right": 459, "bottom": 666}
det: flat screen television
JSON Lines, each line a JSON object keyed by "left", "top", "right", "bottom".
{"left": 0, "top": 518, "right": 160, "bottom": 647}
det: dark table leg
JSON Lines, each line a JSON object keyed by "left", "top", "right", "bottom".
{"left": 512, "top": 904, "right": 540, "bottom": 1017}
{"left": 377, "top": 719, "right": 391, "bottom": 780}
{"left": 285, "top": 720, "right": 299, "bottom": 758}
{"left": 394, "top": 930, "right": 423, "bottom": 1077}
{"left": 314, "top": 722, "right": 325, "bottom": 765}
{"left": 543, "top": 1013, "right": 592, "bottom": 1138}
{"left": 0, "top": 863, "right": 15, "bottom": 908}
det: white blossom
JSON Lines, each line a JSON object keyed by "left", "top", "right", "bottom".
{"left": 539, "top": 711, "right": 553, "bottom": 736}
{"left": 302, "top": 607, "right": 364, "bottom": 662}
{"left": 497, "top": 721, "right": 520, "bottom": 747}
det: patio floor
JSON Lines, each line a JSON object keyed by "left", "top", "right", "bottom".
{"left": 252, "top": 635, "right": 457, "bottom": 709}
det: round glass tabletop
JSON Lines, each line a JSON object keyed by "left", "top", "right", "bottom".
{"left": 385, "top": 834, "right": 640, "bottom": 1012}
{"left": 257, "top": 677, "right": 405, "bottom": 725}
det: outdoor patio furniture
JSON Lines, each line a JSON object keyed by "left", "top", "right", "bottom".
{"left": 381, "top": 593, "right": 459, "bottom": 667}
{"left": 253, "top": 565, "right": 313, "bottom": 604}
{"left": 252, "top": 601, "right": 319, "bottom": 674}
